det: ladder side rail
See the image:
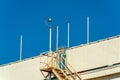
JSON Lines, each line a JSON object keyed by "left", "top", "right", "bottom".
{"left": 56, "top": 58, "right": 76, "bottom": 80}
{"left": 61, "top": 55, "right": 82, "bottom": 80}
{"left": 52, "top": 69, "right": 63, "bottom": 80}
{"left": 59, "top": 59, "right": 76, "bottom": 80}
{"left": 56, "top": 57, "right": 69, "bottom": 75}
{"left": 67, "top": 61, "right": 81, "bottom": 80}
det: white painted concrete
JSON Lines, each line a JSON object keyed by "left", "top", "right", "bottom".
{"left": 0, "top": 36, "right": 120, "bottom": 80}
{"left": 0, "top": 57, "right": 44, "bottom": 80}
{"left": 67, "top": 36, "right": 120, "bottom": 72}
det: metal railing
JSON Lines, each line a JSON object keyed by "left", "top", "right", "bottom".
{"left": 40, "top": 50, "right": 82, "bottom": 80}
{"left": 61, "top": 55, "right": 82, "bottom": 80}
{"left": 40, "top": 52, "right": 57, "bottom": 69}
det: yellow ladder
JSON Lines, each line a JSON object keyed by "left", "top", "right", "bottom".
{"left": 40, "top": 48, "right": 82, "bottom": 80}
{"left": 52, "top": 68, "right": 69, "bottom": 80}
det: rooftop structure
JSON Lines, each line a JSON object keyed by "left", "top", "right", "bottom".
{"left": 0, "top": 35, "right": 120, "bottom": 80}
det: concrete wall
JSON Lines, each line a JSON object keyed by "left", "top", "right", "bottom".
{"left": 0, "top": 57, "right": 44, "bottom": 80}
{"left": 66, "top": 36, "right": 120, "bottom": 72}
{"left": 0, "top": 36, "right": 120, "bottom": 80}
{"left": 90, "top": 73, "right": 120, "bottom": 80}
{"left": 80, "top": 64, "right": 120, "bottom": 80}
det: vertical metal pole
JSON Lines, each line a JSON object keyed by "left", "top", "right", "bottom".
{"left": 20, "top": 35, "right": 22, "bottom": 61}
{"left": 68, "top": 22, "right": 70, "bottom": 48}
{"left": 56, "top": 26, "right": 59, "bottom": 50}
{"left": 87, "top": 16, "right": 90, "bottom": 44}
{"left": 49, "top": 26, "right": 52, "bottom": 51}
{"left": 56, "top": 26, "right": 59, "bottom": 68}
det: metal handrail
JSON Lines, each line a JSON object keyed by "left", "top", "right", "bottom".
{"left": 40, "top": 51, "right": 81, "bottom": 80}
{"left": 40, "top": 53, "right": 57, "bottom": 69}
{"left": 61, "top": 55, "right": 82, "bottom": 80}
{"left": 56, "top": 58, "right": 76, "bottom": 80}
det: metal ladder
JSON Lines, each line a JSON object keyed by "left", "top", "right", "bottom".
{"left": 40, "top": 48, "right": 82, "bottom": 80}
{"left": 55, "top": 48, "right": 82, "bottom": 80}
{"left": 52, "top": 68, "right": 69, "bottom": 80}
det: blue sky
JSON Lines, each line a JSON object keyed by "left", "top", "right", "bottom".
{"left": 0, "top": 0, "right": 120, "bottom": 65}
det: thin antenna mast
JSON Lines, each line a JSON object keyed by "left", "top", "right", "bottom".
{"left": 49, "top": 26, "right": 52, "bottom": 51}
{"left": 87, "top": 16, "right": 90, "bottom": 44}
{"left": 20, "top": 35, "right": 22, "bottom": 61}
{"left": 47, "top": 17, "right": 52, "bottom": 52}
{"left": 45, "top": 17, "right": 52, "bottom": 52}
{"left": 68, "top": 22, "right": 70, "bottom": 48}
{"left": 56, "top": 26, "right": 59, "bottom": 50}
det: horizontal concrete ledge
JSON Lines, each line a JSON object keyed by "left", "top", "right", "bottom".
{"left": 79, "top": 62, "right": 120, "bottom": 79}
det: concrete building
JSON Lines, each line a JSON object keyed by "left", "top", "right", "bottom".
{"left": 0, "top": 35, "right": 120, "bottom": 80}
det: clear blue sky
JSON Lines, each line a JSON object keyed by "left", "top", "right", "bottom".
{"left": 0, "top": 0, "right": 120, "bottom": 65}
